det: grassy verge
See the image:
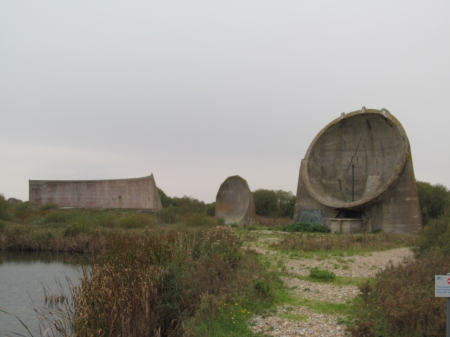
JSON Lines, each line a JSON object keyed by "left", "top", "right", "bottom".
{"left": 272, "top": 232, "right": 417, "bottom": 255}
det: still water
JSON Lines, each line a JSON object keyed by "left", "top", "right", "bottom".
{"left": 0, "top": 251, "right": 84, "bottom": 336}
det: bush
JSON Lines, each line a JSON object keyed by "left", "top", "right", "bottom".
{"left": 63, "top": 223, "right": 91, "bottom": 237}
{"left": 183, "top": 213, "right": 216, "bottom": 227}
{"left": 157, "top": 205, "right": 178, "bottom": 224}
{"left": 43, "top": 211, "right": 75, "bottom": 225}
{"left": 38, "top": 203, "right": 59, "bottom": 211}
{"left": 309, "top": 268, "right": 336, "bottom": 281}
{"left": 253, "top": 279, "right": 270, "bottom": 297}
{"left": 416, "top": 181, "right": 450, "bottom": 225}
{"left": 205, "top": 203, "right": 215, "bottom": 217}
{"left": 348, "top": 252, "right": 450, "bottom": 337}
{"left": 0, "top": 220, "right": 5, "bottom": 232}
{"left": 157, "top": 188, "right": 172, "bottom": 208}
{"left": 117, "top": 213, "right": 153, "bottom": 229}
{"left": 282, "top": 222, "right": 330, "bottom": 233}
{"left": 253, "top": 189, "right": 295, "bottom": 218}
{"left": 415, "top": 209, "right": 450, "bottom": 257}
{"left": 0, "top": 194, "right": 12, "bottom": 221}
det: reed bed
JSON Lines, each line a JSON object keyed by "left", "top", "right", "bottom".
{"left": 41, "top": 226, "right": 276, "bottom": 337}
{"left": 0, "top": 224, "right": 107, "bottom": 252}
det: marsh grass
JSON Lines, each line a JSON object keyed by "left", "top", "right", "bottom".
{"left": 39, "top": 227, "right": 278, "bottom": 337}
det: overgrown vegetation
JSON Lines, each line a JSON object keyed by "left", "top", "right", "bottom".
{"left": 348, "top": 252, "right": 449, "bottom": 337}
{"left": 3, "top": 179, "right": 450, "bottom": 336}
{"left": 416, "top": 180, "right": 450, "bottom": 225}
{"left": 347, "top": 183, "right": 450, "bottom": 336}
{"left": 309, "top": 267, "right": 336, "bottom": 281}
{"left": 41, "top": 227, "right": 279, "bottom": 337}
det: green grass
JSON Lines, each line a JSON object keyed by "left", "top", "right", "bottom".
{"left": 295, "top": 298, "right": 352, "bottom": 316}
{"left": 279, "top": 313, "right": 308, "bottom": 321}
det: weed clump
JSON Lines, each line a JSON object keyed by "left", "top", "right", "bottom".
{"left": 309, "top": 267, "right": 336, "bottom": 281}
{"left": 282, "top": 222, "right": 330, "bottom": 233}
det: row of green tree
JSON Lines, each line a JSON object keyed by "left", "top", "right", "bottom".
{"left": 1, "top": 180, "right": 448, "bottom": 223}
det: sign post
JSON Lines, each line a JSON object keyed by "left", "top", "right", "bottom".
{"left": 435, "top": 274, "right": 450, "bottom": 337}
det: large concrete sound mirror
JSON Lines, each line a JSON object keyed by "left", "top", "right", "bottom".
{"left": 29, "top": 174, "right": 163, "bottom": 211}
{"left": 294, "top": 108, "right": 422, "bottom": 233}
{"left": 215, "top": 175, "right": 256, "bottom": 226}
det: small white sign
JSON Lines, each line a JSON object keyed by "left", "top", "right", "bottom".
{"left": 435, "top": 275, "right": 450, "bottom": 297}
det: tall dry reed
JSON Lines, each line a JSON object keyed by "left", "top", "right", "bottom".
{"left": 43, "top": 227, "right": 256, "bottom": 337}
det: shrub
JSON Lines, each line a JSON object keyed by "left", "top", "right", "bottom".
{"left": 0, "top": 220, "right": 5, "bottom": 232}
{"left": 10, "top": 201, "right": 32, "bottom": 221}
{"left": 309, "top": 268, "right": 336, "bottom": 281}
{"left": 253, "top": 279, "right": 270, "bottom": 297}
{"left": 205, "top": 203, "right": 215, "bottom": 217}
{"left": 282, "top": 222, "right": 330, "bottom": 233}
{"left": 38, "top": 203, "right": 59, "bottom": 211}
{"left": 43, "top": 211, "right": 75, "bottom": 225}
{"left": 183, "top": 213, "right": 216, "bottom": 227}
{"left": 63, "top": 223, "right": 91, "bottom": 237}
{"left": 348, "top": 252, "right": 450, "bottom": 337}
{"left": 416, "top": 181, "right": 450, "bottom": 225}
{"left": 415, "top": 209, "right": 450, "bottom": 257}
{"left": 117, "top": 213, "right": 153, "bottom": 229}
{"left": 0, "top": 194, "right": 12, "bottom": 221}
{"left": 157, "top": 188, "right": 173, "bottom": 208}
{"left": 157, "top": 205, "right": 178, "bottom": 224}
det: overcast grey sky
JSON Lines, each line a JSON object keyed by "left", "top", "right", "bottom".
{"left": 1, "top": 1, "right": 450, "bottom": 203}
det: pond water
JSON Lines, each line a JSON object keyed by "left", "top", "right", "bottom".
{"left": 0, "top": 251, "right": 85, "bottom": 336}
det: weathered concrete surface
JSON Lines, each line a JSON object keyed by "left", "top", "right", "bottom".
{"left": 29, "top": 174, "right": 162, "bottom": 211}
{"left": 294, "top": 109, "right": 422, "bottom": 233}
{"left": 215, "top": 175, "right": 256, "bottom": 226}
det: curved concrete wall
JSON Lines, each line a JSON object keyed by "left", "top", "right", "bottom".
{"left": 29, "top": 174, "right": 162, "bottom": 211}
{"left": 294, "top": 109, "right": 422, "bottom": 233}
{"left": 215, "top": 175, "right": 256, "bottom": 226}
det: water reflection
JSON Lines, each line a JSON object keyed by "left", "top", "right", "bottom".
{"left": 0, "top": 251, "right": 84, "bottom": 336}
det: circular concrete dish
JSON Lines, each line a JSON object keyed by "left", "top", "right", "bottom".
{"left": 301, "top": 109, "right": 409, "bottom": 209}
{"left": 216, "top": 175, "right": 254, "bottom": 225}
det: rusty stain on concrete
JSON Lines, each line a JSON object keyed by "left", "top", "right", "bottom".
{"left": 29, "top": 174, "right": 162, "bottom": 211}
{"left": 215, "top": 175, "right": 256, "bottom": 226}
{"left": 294, "top": 109, "right": 422, "bottom": 233}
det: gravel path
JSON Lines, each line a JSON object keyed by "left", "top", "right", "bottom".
{"left": 247, "top": 241, "right": 414, "bottom": 337}
{"left": 250, "top": 305, "right": 346, "bottom": 337}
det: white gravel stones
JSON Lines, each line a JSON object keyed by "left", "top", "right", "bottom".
{"left": 280, "top": 277, "right": 360, "bottom": 304}
{"left": 249, "top": 305, "right": 346, "bottom": 337}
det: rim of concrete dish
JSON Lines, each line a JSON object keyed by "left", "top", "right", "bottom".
{"left": 301, "top": 109, "right": 409, "bottom": 209}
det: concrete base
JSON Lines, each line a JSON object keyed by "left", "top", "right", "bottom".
{"left": 329, "top": 218, "right": 362, "bottom": 234}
